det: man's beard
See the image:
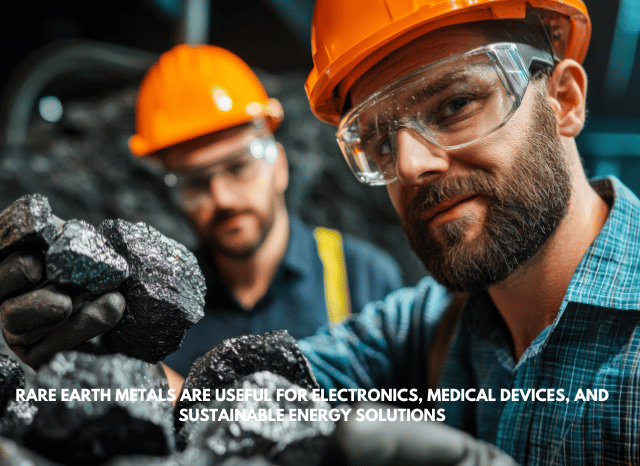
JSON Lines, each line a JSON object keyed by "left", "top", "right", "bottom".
{"left": 206, "top": 205, "right": 276, "bottom": 260}
{"left": 403, "top": 88, "right": 571, "bottom": 291}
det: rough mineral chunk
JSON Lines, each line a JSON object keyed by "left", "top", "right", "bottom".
{"left": 0, "top": 354, "right": 25, "bottom": 411}
{"left": 0, "top": 194, "right": 58, "bottom": 260}
{"left": 46, "top": 219, "right": 129, "bottom": 294}
{"left": 175, "top": 330, "right": 319, "bottom": 427}
{"left": 98, "top": 219, "right": 205, "bottom": 363}
{"left": 0, "top": 399, "right": 38, "bottom": 444}
{"left": 182, "top": 371, "right": 333, "bottom": 464}
{"left": 23, "top": 352, "right": 174, "bottom": 465}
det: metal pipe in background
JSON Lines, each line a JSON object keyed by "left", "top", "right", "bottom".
{"left": 0, "top": 39, "right": 158, "bottom": 148}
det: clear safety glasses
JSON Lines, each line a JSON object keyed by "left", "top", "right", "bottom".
{"left": 336, "top": 42, "right": 555, "bottom": 185}
{"left": 165, "top": 132, "right": 279, "bottom": 206}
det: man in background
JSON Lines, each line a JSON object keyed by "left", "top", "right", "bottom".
{"left": 127, "top": 44, "right": 403, "bottom": 376}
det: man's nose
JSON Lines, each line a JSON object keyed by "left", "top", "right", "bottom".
{"left": 394, "top": 128, "right": 449, "bottom": 185}
{"left": 208, "top": 174, "right": 239, "bottom": 207}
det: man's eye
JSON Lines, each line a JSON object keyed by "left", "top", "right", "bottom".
{"left": 228, "top": 162, "right": 248, "bottom": 175}
{"left": 441, "top": 97, "right": 471, "bottom": 118}
{"left": 374, "top": 138, "right": 394, "bottom": 172}
{"left": 378, "top": 138, "right": 392, "bottom": 156}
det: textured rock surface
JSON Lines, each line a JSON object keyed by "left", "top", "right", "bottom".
{"left": 0, "top": 354, "right": 25, "bottom": 411}
{"left": 98, "top": 219, "right": 206, "bottom": 363}
{"left": 182, "top": 371, "right": 333, "bottom": 463}
{"left": 175, "top": 330, "right": 318, "bottom": 427}
{"left": 0, "top": 194, "right": 58, "bottom": 261}
{"left": 0, "top": 399, "right": 38, "bottom": 444}
{"left": 46, "top": 219, "right": 129, "bottom": 294}
{"left": 23, "top": 351, "right": 174, "bottom": 465}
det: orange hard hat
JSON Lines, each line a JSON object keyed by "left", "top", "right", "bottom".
{"left": 305, "top": 0, "right": 591, "bottom": 126}
{"left": 129, "top": 44, "right": 284, "bottom": 157}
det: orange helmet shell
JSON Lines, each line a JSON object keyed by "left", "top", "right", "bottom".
{"left": 129, "top": 44, "right": 283, "bottom": 157}
{"left": 305, "top": 0, "right": 591, "bottom": 126}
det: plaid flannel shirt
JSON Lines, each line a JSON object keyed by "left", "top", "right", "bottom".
{"left": 299, "top": 176, "right": 640, "bottom": 465}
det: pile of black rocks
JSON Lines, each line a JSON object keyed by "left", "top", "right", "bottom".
{"left": 0, "top": 331, "right": 336, "bottom": 466}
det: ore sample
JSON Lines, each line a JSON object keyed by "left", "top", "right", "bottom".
{"left": 175, "top": 330, "right": 319, "bottom": 427}
{"left": 0, "top": 436, "right": 63, "bottom": 466}
{"left": 98, "top": 219, "right": 205, "bottom": 363}
{"left": 182, "top": 371, "right": 334, "bottom": 464}
{"left": 0, "top": 399, "right": 38, "bottom": 444}
{"left": 0, "top": 354, "right": 25, "bottom": 411}
{"left": 0, "top": 354, "right": 33, "bottom": 444}
{"left": 23, "top": 351, "right": 175, "bottom": 466}
{"left": 46, "top": 219, "right": 129, "bottom": 294}
{"left": 0, "top": 194, "right": 58, "bottom": 260}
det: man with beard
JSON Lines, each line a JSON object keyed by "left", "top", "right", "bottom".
{"left": 0, "top": 44, "right": 402, "bottom": 377}
{"left": 296, "top": 0, "right": 640, "bottom": 464}
{"left": 125, "top": 44, "right": 404, "bottom": 377}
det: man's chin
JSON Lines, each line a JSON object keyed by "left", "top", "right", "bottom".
{"left": 210, "top": 240, "right": 262, "bottom": 259}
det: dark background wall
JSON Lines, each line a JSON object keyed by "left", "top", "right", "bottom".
{"left": 0, "top": 0, "right": 638, "bottom": 286}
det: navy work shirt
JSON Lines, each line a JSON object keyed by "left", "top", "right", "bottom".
{"left": 164, "top": 214, "right": 403, "bottom": 376}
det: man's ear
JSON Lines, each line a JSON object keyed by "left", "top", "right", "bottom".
{"left": 546, "top": 59, "right": 587, "bottom": 137}
{"left": 273, "top": 142, "right": 289, "bottom": 193}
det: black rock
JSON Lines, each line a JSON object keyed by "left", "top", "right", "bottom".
{"left": 182, "top": 371, "right": 333, "bottom": 464}
{"left": 98, "top": 219, "right": 206, "bottom": 363}
{"left": 271, "top": 435, "right": 332, "bottom": 466}
{"left": 0, "top": 399, "right": 38, "bottom": 444}
{"left": 0, "top": 354, "right": 25, "bottom": 411}
{"left": 0, "top": 436, "right": 63, "bottom": 466}
{"left": 0, "top": 194, "right": 58, "bottom": 261}
{"left": 23, "top": 351, "right": 175, "bottom": 466}
{"left": 175, "top": 330, "right": 319, "bottom": 428}
{"left": 46, "top": 219, "right": 129, "bottom": 294}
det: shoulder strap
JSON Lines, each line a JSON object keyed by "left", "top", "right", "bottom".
{"left": 313, "top": 227, "right": 352, "bottom": 324}
{"left": 427, "top": 292, "right": 467, "bottom": 393}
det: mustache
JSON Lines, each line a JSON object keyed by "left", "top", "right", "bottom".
{"left": 405, "top": 171, "right": 500, "bottom": 223}
{"left": 210, "top": 209, "right": 254, "bottom": 226}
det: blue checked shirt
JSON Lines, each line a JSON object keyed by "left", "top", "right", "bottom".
{"left": 299, "top": 177, "right": 640, "bottom": 465}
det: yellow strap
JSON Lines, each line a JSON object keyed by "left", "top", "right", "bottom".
{"left": 313, "top": 227, "right": 352, "bottom": 324}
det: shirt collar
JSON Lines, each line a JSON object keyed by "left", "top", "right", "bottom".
{"left": 277, "top": 213, "right": 314, "bottom": 279}
{"left": 196, "top": 213, "right": 312, "bottom": 305}
{"left": 464, "top": 176, "right": 640, "bottom": 360}
{"left": 563, "top": 176, "right": 640, "bottom": 310}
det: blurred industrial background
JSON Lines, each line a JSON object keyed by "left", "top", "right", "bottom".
{"left": 0, "top": 0, "right": 637, "bottom": 286}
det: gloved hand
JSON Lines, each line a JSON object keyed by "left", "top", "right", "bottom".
{"left": 0, "top": 250, "right": 125, "bottom": 369}
{"left": 326, "top": 402, "right": 519, "bottom": 466}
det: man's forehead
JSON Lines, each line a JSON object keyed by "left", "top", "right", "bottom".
{"left": 160, "top": 122, "right": 261, "bottom": 169}
{"left": 350, "top": 27, "right": 490, "bottom": 107}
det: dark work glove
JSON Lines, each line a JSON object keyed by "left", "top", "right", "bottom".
{"left": 327, "top": 402, "right": 519, "bottom": 466}
{"left": 0, "top": 250, "right": 125, "bottom": 369}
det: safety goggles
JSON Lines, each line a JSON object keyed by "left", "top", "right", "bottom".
{"left": 165, "top": 134, "right": 279, "bottom": 206}
{"left": 336, "top": 42, "right": 555, "bottom": 185}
